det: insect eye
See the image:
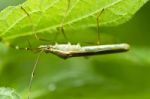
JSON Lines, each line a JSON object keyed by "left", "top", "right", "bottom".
{"left": 47, "top": 46, "right": 52, "bottom": 50}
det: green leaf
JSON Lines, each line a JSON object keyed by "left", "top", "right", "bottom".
{"left": 0, "top": 0, "right": 25, "bottom": 11}
{"left": 0, "top": 42, "right": 8, "bottom": 56}
{"left": 0, "top": 0, "right": 148, "bottom": 40}
{"left": 0, "top": 1, "right": 150, "bottom": 99}
{"left": 0, "top": 87, "right": 20, "bottom": 99}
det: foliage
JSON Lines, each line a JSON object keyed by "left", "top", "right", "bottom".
{"left": 0, "top": 0, "right": 150, "bottom": 99}
{"left": 0, "top": 0, "right": 148, "bottom": 40}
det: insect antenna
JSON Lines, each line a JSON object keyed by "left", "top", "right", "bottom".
{"left": 55, "top": 0, "right": 71, "bottom": 42}
{"left": 25, "top": 40, "right": 39, "bottom": 53}
{"left": 96, "top": 8, "right": 104, "bottom": 45}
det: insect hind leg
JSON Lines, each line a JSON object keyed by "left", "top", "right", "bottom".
{"left": 96, "top": 8, "right": 104, "bottom": 45}
{"left": 54, "top": 25, "right": 69, "bottom": 42}
{"left": 54, "top": 0, "right": 71, "bottom": 42}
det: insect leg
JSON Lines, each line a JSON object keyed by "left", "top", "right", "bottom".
{"left": 28, "top": 50, "right": 43, "bottom": 99}
{"left": 20, "top": 6, "right": 50, "bottom": 42}
{"left": 96, "top": 8, "right": 104, "bottom": 45}
{"left": 55, "top": 0, "right": 71, "bottom": 41}
{"left": 20, "top": 6, "right": 37, "bottom": 39}
{"left": 27, "top": 39, "right": 32, "bottom": 49}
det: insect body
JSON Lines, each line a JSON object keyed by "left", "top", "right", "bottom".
{"left": 13, "top": 42, "right": 130, "bottom": 99}
{"left": 38, "top": 43, "right": 130, "bottom": 59}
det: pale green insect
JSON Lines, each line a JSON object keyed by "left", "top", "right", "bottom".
{"left": 14, "top": 42, "right": 130, "bottom": 99}
{"left": 38, "top": 43, "right": 130, "bottom": 59}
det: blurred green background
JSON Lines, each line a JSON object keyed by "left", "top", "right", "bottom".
{"left": 0, "top": 0, "right": 150, "bottom": 99}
